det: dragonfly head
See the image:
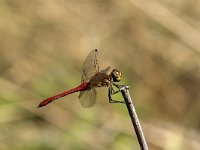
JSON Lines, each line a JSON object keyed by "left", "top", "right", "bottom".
{"left": 111, "top": 69, "right": 122, "bottom": 82}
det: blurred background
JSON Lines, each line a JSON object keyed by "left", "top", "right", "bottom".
{"left": 0, "top": 0, "right": 200, "bottom": 150}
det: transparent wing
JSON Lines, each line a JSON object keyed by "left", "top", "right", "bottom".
{"left": 78, "top": 89, "right": 96, "bottom": 108}
{"left": 81, "top": 49, "right": 99, "bottom": 82}
{"left": 99, "top": 66, "right": 110, "bottom": 74}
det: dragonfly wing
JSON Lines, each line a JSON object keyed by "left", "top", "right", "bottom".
{"left": 99, "top": 66, "right": 110, "bottom": 74}
{"left": 81, "top": 49, "right": 99, "bottom": 82}
{"left": 78, "top": 89, "right": 96, "bottom": 108}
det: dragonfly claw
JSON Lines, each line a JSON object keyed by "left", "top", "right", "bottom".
{"left": 108, "top": 85, "right": 126, "bottom": 104}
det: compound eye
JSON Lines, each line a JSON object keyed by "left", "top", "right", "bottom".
{"left": 112, "top": 69, "right": 122, "bottom": 82}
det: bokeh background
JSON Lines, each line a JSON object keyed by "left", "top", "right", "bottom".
{"left": 1, "top": 0, "right": 200, "bottom": 150}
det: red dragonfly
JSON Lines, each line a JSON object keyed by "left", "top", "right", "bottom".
{"left": 38, "top": 49, "right": 124, "bottom": 108}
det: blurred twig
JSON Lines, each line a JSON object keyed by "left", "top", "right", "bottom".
{"left": 120, "top": 86, "right": 149, "bottom": 150}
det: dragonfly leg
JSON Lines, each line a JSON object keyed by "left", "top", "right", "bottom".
{"left": 108, "top": 86, "right": 125, "bottom": 104}
{"left": 113, "top": 83, "right": 126, "bottom": 90}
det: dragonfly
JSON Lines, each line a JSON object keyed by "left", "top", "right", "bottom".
{"left": 38, "top": 49, "right": 124, "bottom": 108}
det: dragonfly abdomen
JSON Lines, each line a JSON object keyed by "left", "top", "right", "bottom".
{"left": 38, "top": 82, "right": 88, "bottom": 108}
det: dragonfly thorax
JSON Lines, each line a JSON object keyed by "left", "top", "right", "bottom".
{"left": 110, "top": 69, "right": 122, "bottom": 82}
